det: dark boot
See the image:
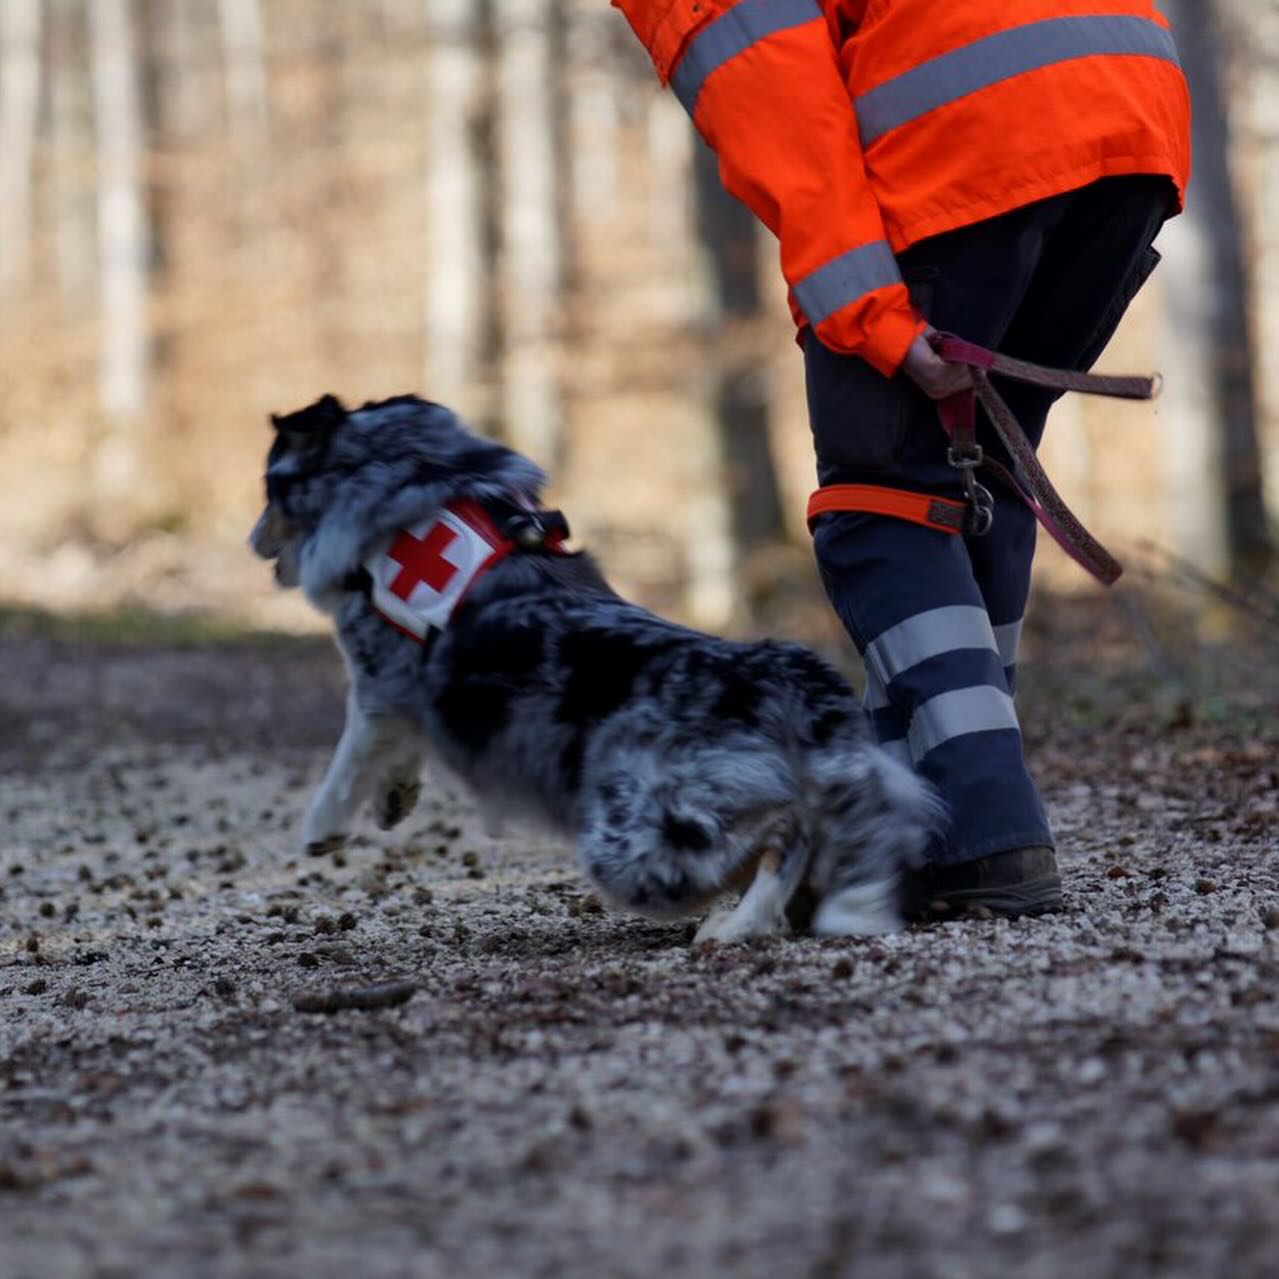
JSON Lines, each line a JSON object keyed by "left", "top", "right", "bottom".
{"left": 902, "top": 846, "right": 1063, "bottom": 920}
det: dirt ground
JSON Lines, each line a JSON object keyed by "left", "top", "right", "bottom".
{"left": 2, "top": 592, "right": 1278, "bottom": 1279}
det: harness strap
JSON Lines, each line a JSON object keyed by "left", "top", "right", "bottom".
{"left": 806, "top": 484, "right": 968, "bottom": 536}
{"left": 361, "top": 496, "right": 571, "bottom": 647}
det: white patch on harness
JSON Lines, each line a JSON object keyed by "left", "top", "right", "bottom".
{"left": 363, "top": 506, "right": 503, "bottom": 641}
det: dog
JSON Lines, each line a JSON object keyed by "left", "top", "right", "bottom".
{"left": 249, "top": 394, "right": 939, "bottom": 941}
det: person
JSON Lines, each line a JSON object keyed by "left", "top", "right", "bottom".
{"left": 613, "top": 1, "right": 1192, "bottom": 916}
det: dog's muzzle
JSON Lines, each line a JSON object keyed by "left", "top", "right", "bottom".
{"left": 250, "top": 506, "right": 301, "bottom": 586}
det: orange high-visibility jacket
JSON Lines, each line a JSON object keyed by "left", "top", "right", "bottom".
{"left": 612, "top": 0, "right": 1192, "bottom": 376}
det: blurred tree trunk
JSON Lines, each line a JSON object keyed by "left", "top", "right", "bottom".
{"left": 217, "top": 0, "right": 268, "bottom": 170}
{"left": 1162, "top": 0, "right": 1272, "bottom": 577}
{"left": 48, "top": 0, "right": 95, "bottom": 307}
{"left": 493, "top": 0, "right": 563, "bottom": 464}
{"left": 161, "top": 0, "right": 205, "bottom": 141}
{"left": 686, "top": 138, "right": 785, "bottom": 624}
{"left": 565, "top": 0, "right": 618, "bottom": 256}
{"left": 1231, "top": 0, "right": 1279, "bottom": 557}
{"left": 424, "top": 0, "right": 488, "bottom": 415}
{"left": 0, "top": 0, "right": 43, "bottom": 295}
{"left": 90, "top": 0, "right": 151, "bottom": 433}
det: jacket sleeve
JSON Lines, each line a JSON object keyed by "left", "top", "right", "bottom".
{"left": 612, "top": 0, "right": 924, "bottom": 376}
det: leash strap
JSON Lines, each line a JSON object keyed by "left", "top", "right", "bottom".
{"left": 806, "top": 336, "right": 1158, "bottom": 587}
{"left": 934, "top": 334, "right": 1161, "bottom": 401}
{"left": 931, "top": 333, "right": 1160, "bottom": 586}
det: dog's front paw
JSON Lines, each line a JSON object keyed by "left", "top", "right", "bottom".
{"left": 374, "top": 777, "right": 422, "bottom": 831}
{"left": 303, "top": 833, "right": 347, "bottom": 858}
{"left": 693, "top": 903, "right": 787, "bottom": 946}
{"left": 302, "top": 795, "right": 350, "bottom": 857}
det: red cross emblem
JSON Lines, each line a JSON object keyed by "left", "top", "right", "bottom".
{"left": 386, "top": 522, "right": 460, "bottom": 599}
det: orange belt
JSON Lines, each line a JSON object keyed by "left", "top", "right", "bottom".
{"left": 806, "top": 484, "right": 968, "bottom": 536}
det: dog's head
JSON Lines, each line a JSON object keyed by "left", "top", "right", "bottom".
{"left": 249, "top": 394, "right": 346, "bottom": 587}
{"left": 249, "top": 393, "right": 547, "bottom": 605}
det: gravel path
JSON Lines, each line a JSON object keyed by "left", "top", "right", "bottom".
{"left": 2, "top": 602, "right": 1277, "bottom": 1279}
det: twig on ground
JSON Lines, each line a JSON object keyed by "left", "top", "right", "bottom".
{"left": 292, "top": 979, "right": 419, "bottom": 1014}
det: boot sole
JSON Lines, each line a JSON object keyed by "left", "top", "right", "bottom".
{"left": 924, "top": 873, "right": 1064, "bottom": 919}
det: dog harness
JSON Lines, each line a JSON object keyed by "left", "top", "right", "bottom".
{"left": 806, "top": 334, "right": 1161, "bottom": 586}
{"left": 360, "top": 497, "right": 569, "bottom": 643}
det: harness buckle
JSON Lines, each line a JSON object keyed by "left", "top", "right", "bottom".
{"left": 500, "top": 508, "right": 571, "bottom": 550}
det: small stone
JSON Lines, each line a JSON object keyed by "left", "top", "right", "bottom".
{"left": 337, "top": 911, "right": 358, "bottom": 930}
{"left": 1078, "top": 1057, "right": 1106, "bottom": 1084}
{"left": 831, "top": 957, "right": 854, "bottom": 979}
{"left": 37, "top": 902, "right": 56, "bottom": 919}
{"left": 298, "top": 952, "right": 321, "bottom": 969}
{"left": 314, "top": 915, "right": 338, "bottom": 935}
{"left": 748, "top": 1098, "right": 807, "bottom": 1146}
{"left": 24, "top": 978, "right": 47, "bottom": 996}
{"left": 988, "top": 1204, "right": 1027, "bottom": 1235}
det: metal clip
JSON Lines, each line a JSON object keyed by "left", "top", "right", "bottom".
{"left": 947, "top": 443, "right": 984, "bottom": 470}
{"left": 504, "top": 513, "right": 547, "bottom": 549}
{"left": 946, "top": 442, "right": 993, "bottom": 535}
{"left": 962, "top": 473, "right": 995, "bottom": 537}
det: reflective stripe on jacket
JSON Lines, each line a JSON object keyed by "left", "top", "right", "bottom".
{"left": 611, "top": 0, "right": 1192, "bottom": 376}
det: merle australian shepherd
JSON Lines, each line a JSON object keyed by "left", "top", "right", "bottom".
{"left": 249, "top": 394, "right": 937, "bottom": 942}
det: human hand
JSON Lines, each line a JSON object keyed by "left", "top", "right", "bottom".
{"left": 900, "top": 326, "right": 973, "bottom": 400}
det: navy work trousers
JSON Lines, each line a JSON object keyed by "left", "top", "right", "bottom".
{"left": 806, "top": 175, "right": 1174, "bottom": 866}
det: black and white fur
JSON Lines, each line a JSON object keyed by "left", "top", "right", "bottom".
{"left": 249, "top": 395, "right": 939, "bottom": 941}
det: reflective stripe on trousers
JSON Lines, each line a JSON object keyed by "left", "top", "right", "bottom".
{"left": 813, "top": 510, "right": 1053, "bottom": 867}
{"left": 863, "top": 606, "right": 1024, "bottom": 761}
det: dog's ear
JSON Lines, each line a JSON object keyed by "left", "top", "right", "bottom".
{"left": 270, "top": 393, "right": 348, "bottom": 436}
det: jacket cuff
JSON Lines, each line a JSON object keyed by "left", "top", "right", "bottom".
{"left": 861, "top": 308, "right": 929, "bottom": 378}
{"left": 813, "top": 295, "right": 925, "bottom": 378}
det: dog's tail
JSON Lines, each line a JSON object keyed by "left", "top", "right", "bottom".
{"left": 576, "top": 755, "right": 805, "bottom": 923}
{"left": 805, "top": 748, "right": 943, "bottom": 936}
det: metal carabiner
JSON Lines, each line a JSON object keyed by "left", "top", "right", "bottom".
{"left": 947, "top": 443, "right": 984, "bottom": 471}
{"left": 962, "top": 473, "right": 995, "bottom": 537}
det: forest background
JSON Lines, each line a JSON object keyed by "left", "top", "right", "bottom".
{"left": 0, "top": 0, "right": 1276, "bottom": 639}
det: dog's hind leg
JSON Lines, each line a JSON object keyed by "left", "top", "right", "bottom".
{"left": 692, "top": 827, "right": 811, "bottom": 945}
{"left": 808, "top": 751, "right": 939, "bottom": 937}
{"left": 302, "top": 690, "right": 420, "bottom": 854}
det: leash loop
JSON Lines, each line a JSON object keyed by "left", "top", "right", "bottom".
{"left": 927, "top": 333, "right": 1162, "bottom": 585}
